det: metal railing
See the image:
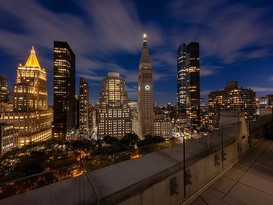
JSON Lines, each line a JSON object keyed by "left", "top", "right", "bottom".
{"left": 182, "top": 113, "right": 272, "bottom": 200}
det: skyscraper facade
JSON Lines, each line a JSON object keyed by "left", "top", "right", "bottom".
{"left": 177, "top": 42, "right": 200, "bottom": 129}
{"left": 0, "top": 123, "right": 18, "bottom": 154}
{"left": 97, "top": 72, "right": 131, "bottom": 139}
{"left": 53, "top": 41, "right": 75, "bottom": 139}
{"left": 137, "top": 34, "right": 154, "bottom": 138}
{"left": 0, "top": 47, "right": 52, "bottom": 146}
{"left": 79, "top": 77, "right": 89, "bottom": 134}
{"left": 177, "top": 43, "right": 187, "bottom": 115}
{"left": 0, "top": 75, "right": 8, "bottom": 103}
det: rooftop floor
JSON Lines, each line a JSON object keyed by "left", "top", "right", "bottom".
{"left": 192, "top": 140, "right": 273, "bottom": 205}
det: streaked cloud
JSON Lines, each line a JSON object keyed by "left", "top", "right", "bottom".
{"left": 0, "top": 0, "right": 164, "bottom": 79}
{"left": 0, "top": 0, "right": 273, "bottom": 104}
{"left": 152, "top": 51, "right": 176, "bottom": 69}
{"left": 200, "top": 67, "right": 218, "bottom": 77}
{"left": 169, "top": 0, "right": 273, "bottom": 64}
{"left": 250, "top": 86, "right": 273, "bottom": 93}
{"left": 0, "top": 0, "right": 168, "bottom": 104}
{"left": 125, "top": 85, "right": 138, "bottom": 100}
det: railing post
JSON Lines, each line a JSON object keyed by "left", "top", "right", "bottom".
{"left": 221, "top": 125, "right": 224, "bottom": 169}
{"left": 248, "top": 116, "right": 251, "bottom": 145}
{"left": 183, "top": 133, "right": 186, "bottom": 199}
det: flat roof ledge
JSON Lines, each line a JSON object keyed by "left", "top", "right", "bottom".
{"left": 86, "top": 149, "right": 184, "bottom": 204}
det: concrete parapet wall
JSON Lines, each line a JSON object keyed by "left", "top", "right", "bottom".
{"left": 1, "top": 114, "right": 270, "bottom": 205}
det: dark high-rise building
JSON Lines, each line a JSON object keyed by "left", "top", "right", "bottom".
{"left": 79, "top": 77, "right": 89, "bottom": 134}
{"left": 177, "top": 42, "right": 200, "bottom": 129}
{"left": 177, "top": 43, "right": 187, "bottom": 115}
{"left": 53, "top": 41, "right": 75, "bottom": 139}
{"left": 0, "top": 75, "right": 8, "bottom": 103}
{"left": 138, "top": 34, "right": 154, "bottom": 138}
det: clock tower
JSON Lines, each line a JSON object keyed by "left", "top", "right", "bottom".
{"left": 138, "top": 34, "right": 154, "bottom": 138}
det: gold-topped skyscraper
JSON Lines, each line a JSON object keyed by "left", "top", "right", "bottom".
{"left": 137, "top": 34, "right": 154, "bottom": 138}
{"left": 0, "top": 47, "right": 53, "bottom": 146}
{"left": 14, "top": 46, "right": 48, "bottom": 112}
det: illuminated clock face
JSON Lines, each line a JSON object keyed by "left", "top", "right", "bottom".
{"left": 145, "top": 84, "right": 150, "bottom": 91}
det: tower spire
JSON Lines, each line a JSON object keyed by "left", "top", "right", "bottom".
{"left": 143, "top": 33, "right": 147, "bottom": 48}
{"left": 143, "top": 33, "right": 147, "bottom": 42}
{"left": 140, "top": 33, "right": 151, "bottom": 66}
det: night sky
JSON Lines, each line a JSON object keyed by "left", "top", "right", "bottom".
{"left": 1, "top": 0, "right": 273, "bottom": 105}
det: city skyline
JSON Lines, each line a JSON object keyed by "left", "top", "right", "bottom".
{"left": 1, "top": 0, "right": 273, "bottom": 104}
